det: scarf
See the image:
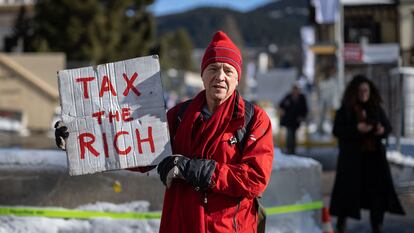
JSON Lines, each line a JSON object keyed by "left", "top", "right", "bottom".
{"left": 173, "top": 90, "right": 244, "bottom": 159}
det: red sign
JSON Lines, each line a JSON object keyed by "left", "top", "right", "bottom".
{"left": 344, "top": 44, "right": 362, "bottom": 63}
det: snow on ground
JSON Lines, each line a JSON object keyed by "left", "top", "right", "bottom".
{"left": 266, "top": 211, "right": 321, "bottom": 233}
{"left": 0, "top": 200, "right": 322, "bottom": 233}
{"left": 77, "top": 201, "right": 150, "bottom": 213}
{"left": 266, "top": 194, "right": 321, "bottom": 233}
{"left": 387, "top": 150, "right": 414, "bottom": 167}
{"left": 0, "top": 215, "right": 160, "bottom": 233}
{"left": 388, "top": 137, "right": 414, "bottom": 146}
{"left": 0, "top": 118, "right": 24, "bottom": 133}
{"left": 0, "top": 201, "right": 160, "bottom": 233}
{"left": 0, "top": 148, "right": 67, "bottom": 169}
{"left": 0, "top": 192, "right": 322, "bottom": 233}
{"left": 274, "top": 148, "right": 320, "bottom": 168}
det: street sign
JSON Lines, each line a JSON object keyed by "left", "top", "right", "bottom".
{"left": 344, "top": 44, "right": 363, "bottom": 63}
{"left": 58, "top": 55, "right": 171, "bottom": 176}
{"left": 344, "top": 43, "right": 399, "bottom": 64}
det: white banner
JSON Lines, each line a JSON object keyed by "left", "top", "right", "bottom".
{"left": 58, "top": 55, "right": 171, "bottom": 176}
{"left": 312, "top": 0, "right": 339, "bottom": 24}
{"left": 301, "top": 26, "right": 315, "bottom": 82}
{"left": 363, "top": 43, "right": 399, "bottom": 64}
{"left": 341, "top": 0, "right": 393, "bottom": 6}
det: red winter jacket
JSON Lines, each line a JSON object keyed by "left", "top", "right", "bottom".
{"left": 159, "top": 92, "right": 274, "bottom": 233}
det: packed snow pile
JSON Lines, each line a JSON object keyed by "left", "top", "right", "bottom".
{"left": 0, "top": 148, "right": 67, "bottom": 168}
{"left": 273, "top": 148, "right": 320, "bottom": 168}
{"left": 387, "top": 150, "right": 414, "bottom": 167}
{"left": 0, "top": 201, "right": 160, "bottom": 233}
{"left": 0, "top": 216, "right": 160, "bottom": 233}
{"left": 388, "top": 137, "right": 414, "bottom": 145}
{"left": 264, "top": 149, "right": 322, "bottom": 233}
{"left": 77, "top": 201, "right": 150, "bottom": 213}
{"left": 266, "top": 194, "right": 321, "bottom": 233}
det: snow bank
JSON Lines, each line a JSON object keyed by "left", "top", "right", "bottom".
{"left": 387, "top": 150, "right": 414, "bottom": 167}
{"left": 273, "top": 148, "right": 320, "bottom": 168}
{"left": 388, "top": 137, "right": 414, "bottom": 145}
{"left": 77, "top": 201, "right": 149, "bottom": 213}
{"left": 266, "top": 195, "right": 321, "bottom": 233}
{"left": 0, "top": 148, "right": 67, "bottom": 168}
{"left": 0, "top": 201, "right": 160, "bottom": 233}
{"left": 0, "top": 216, "right": 160, "bottom": 233}
{"left": 264, "top": 149, "right": 323, "bottom": 233}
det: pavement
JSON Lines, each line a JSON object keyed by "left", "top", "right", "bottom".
{"left": 295, "top": 146, "right": 414, "bottom": 233}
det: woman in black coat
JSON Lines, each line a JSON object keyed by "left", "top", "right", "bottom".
{"left": 330, "top": 75, "right": 404, "bottom": 233}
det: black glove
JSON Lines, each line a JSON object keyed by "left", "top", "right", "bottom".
{"left": 157, "top": 155, "right": 216, "bottom": 191}
{"left": 157, "top": 156, "right": 178, "bottom": 186}
{"left": 54, "top": 121, "right": 69, "bottom": 150}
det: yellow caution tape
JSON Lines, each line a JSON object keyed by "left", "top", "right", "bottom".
{"left": 0, "top": 207, "right": 161, "bottom": 220}
{"left": 266, "top": 201, "right": 323, "bottom": 215}
{"left": 0, "top": 201, "right": 323, "bottom": 220}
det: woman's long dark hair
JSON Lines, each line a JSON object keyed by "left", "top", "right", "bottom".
{"left": 341, "top": 74, "right": 383, "bottom": 110}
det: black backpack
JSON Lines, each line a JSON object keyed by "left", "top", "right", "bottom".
{"left": 175, "top": 99, "right": 255, "bottom": 153}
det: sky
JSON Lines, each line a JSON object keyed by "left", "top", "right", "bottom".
{"left": 149, "top": 0, "right": 274, "bottom": 16}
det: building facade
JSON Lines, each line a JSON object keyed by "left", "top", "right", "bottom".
{"left": 0, "top": 53, "right": 65, "bottom": 133}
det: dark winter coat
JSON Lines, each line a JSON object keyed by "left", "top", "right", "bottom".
{"left": 329, "top": 105, "right": 405, "bottom": 219}
{"left": 279, "top": 93, "right": 308, "bottom": 129}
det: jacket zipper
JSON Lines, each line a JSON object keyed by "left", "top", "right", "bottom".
{"left": 233, "top": 201, "right": 240, "bottom": 233}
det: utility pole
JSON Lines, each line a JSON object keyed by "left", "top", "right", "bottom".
{"left": 335, "top": 0, "right": 345, "bottom": 99}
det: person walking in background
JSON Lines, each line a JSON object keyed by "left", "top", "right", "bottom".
{"left": 330, "top": 75, "right": 405, "bottom": 233}
{"left": 55, "top": 31, "right": 274, "bottom": 233}
{"left": 278, "top": 84, "right": 308, "bottom": 154}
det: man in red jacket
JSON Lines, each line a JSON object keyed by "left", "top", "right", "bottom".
{"left": 55, "top": 31, "right": 274, "bottom": 233}
{"left": 156, "top": 31, "right": 274, "bottom": 233}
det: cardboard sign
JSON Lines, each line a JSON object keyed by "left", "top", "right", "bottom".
{"left": 58, "top": 55, "right": 171, "bottom": 176}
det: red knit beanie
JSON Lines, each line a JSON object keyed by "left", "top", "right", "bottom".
{"left": 201, "top": 31, "right": 242, "bottom": 81}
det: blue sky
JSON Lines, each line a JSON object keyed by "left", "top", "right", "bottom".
{"left": 149, "top": 0, "right": 274, "bottom": 16}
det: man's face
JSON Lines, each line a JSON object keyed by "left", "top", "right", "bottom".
{"left": 201, "top": 62, "right": 239, "bottom": 104}
{"left": 292, "top": 86, "right": 300, "bottom": 97}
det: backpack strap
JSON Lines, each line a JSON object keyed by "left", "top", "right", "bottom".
{"left": 175, "top": 99, "right": 192, "bottom": 132}
{"left": 235, "top": 100, "right": 255, "bottom": 153}
{"left": 175, "top": 99, "right": 255, "bottom": 153}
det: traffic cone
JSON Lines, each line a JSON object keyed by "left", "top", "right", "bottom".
{"left": 322, "top": 207, "right": 334, "bottom": 233}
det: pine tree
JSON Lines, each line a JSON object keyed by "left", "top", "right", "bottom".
{"left": 26, "top": 0, "right": 155, "bottom": 64}
{"left": 222, "top": 15, "right": 244, "bottom": 48}
{"left": 158, "top": 28, "right": 194, "bottom": 71}
{"left": 4, "top": 6, "right": 32, "bottom": 52}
